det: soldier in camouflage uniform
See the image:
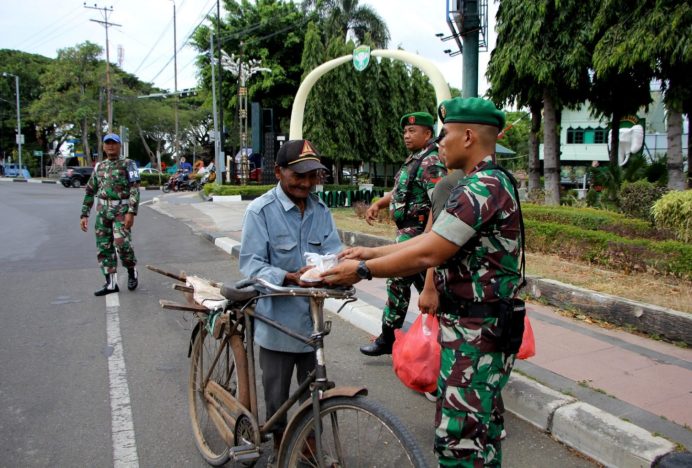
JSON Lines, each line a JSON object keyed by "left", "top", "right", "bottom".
{"left": 323, "top": 97, "right": 523, "bottom": 467}
{"left": 80, "top": 133, "right": 141, "bottom": 296}
{"left": 360, "top": 112, "right": 447, "bottom": 356}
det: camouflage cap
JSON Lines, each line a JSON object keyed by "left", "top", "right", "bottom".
{"left": 400, "top": 112, "right": 434, "bottom": 129}
{"left": 438, "top": 97, "right": 506, "bottom": 130}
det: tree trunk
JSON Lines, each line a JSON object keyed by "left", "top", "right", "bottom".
{"left": 136, "top": 124, "right": 156, "bottom": 166}
{"left": 686, "top": 107, "right": 691, "bottom": 189}
{"left": 609, "top": 110, "right": 621, "bottom": 168}
{"left": 666, "top": 109, "right": 685, "bottom": 191}
{"left": 543, "top": 91, "right": 561, "bottom": 205}
{"left": 528, "top": 103, "right": 542, "bottom": 192}
{"left": 82, "top": 118, "right": 91, "bottom": 167}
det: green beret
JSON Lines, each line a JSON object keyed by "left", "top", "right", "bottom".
{"left": 400, "top": 111, "right": 434, "bottom": 129}
{"left": 437, "top": 97, "right": 506, "bottom": 130}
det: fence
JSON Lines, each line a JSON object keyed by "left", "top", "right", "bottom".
{"left": 316, "top": 188, "right": 386, "bottom": 208}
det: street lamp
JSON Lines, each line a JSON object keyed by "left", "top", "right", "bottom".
{"left": 1, "top": 72, "right": 23, "bottom": 178}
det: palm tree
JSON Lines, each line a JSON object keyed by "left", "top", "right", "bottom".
{"left": 302, "top": 0, "right": 390, "bottom": 48}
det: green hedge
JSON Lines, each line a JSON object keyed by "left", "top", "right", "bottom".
{"left": 526, "top": 219, "right": 692, "bottom": 278}
{"left": 139, "top": 173, "right": 171, "bottom": 186}
{"left": 203, "top": 184, "right": 273, "bottom": 197}
{"left": 652, "top": 190, "right": 692, "bottom": 243}
{"left": 522, "top": 203, "right": 668, "bottom": 240}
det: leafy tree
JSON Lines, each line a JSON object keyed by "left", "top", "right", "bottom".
{"left": 0, "top": 49, "right": 51, "bottom": 165}
{"left": 29, "top": 42, "right": 104, "bottom": 162}
{"left": 592, "top": 0, "right": 691, "bottom": 190}
{"left": 191, "top": 0, "right": 308, "bottom": 144}
{"left": 302, "top": 0, "right": 390, "bottom": 48}
{"left": 488, "top": 0, "right": 593, "bottom": 204}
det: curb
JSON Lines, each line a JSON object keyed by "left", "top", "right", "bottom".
{"left": 338, "top": 229, "right": 692, "bottom": 346}
{"left": 201, "top": 231, "right": 685, "bottom": 467}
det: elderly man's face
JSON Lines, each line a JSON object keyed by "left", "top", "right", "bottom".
{"left": 275, "top": 166, "right": 321, "bottom": 202}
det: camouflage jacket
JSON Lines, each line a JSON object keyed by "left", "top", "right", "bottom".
{"left": 81, "top": 158, "right": 140, "bottom": 217}
{"left": 389, "top": 142, "right": 447, "bottom": 235}
{"left": 431, "top": 156, "right": 522, "bottom": 305}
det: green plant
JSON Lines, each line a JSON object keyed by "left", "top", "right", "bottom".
{"left": 585, "top": 188, "right": 600, "bottom": 207}
{"left": 619, "top": 180, "right": 667, "bottom": 221}
{"left": 652, "top": 190, "right": 692, "bottom": 243}
{"left": 139, "top": 173, "right": 170, "bottom": 186}
{"left": 203, "top": 184, "right": 274, "bottom": 198}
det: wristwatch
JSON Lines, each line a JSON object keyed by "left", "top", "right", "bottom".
{"left": 356, "top": 260, "right": 372, "bottom": 280}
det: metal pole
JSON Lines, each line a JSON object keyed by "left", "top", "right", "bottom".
{"left": 462, "top": 31, "right": 478, "bottom": 98}
{"left": 210, "top": 33, "right": 222, "bottom": 184}
{"left": 15, "top": 75, "right": 22, "bottom": 178}
{"left": 173, "top": 0, "right": 179, "bottom": 162}
{"left": 216, "top": 0, "right": 224, "bottom": 180}
{"left": 104, "top": 11, "right": 112, "bottom": 129}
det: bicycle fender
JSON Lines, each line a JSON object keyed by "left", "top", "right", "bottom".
{"left": 188, "top": 321, "right": 203, "bottom": 358}
{"left": 277, "top": 386, "right": 368, "bottom": 465}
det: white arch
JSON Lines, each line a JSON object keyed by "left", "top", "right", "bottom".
{"left": 289, "top": 49, "right": 452, "bottom": 139}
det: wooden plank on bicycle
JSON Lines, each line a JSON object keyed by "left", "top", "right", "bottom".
{"left": 159, "top": 299, "right": 208, "bottom": 313}
{"left": 146, "top": 264, "right": 186, "bottom": 282}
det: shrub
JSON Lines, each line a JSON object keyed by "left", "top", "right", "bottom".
{"left": 619, "top": 180, "right": 667, "bottom": 221}
{"left": 139, "top": 173, "right": 170, "bottom": 186}
{"left": 525, "top": 219, "right": 692, "bottom": 278}
{"left": 203, "top": 184, "right": 274, "bottom": 198}
{"left": 652, "top": 190, "right": 692, "bottom": 243}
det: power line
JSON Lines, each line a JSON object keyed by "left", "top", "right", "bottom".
{"left": 13, "top": 8, "right": 82, "bottom": 50}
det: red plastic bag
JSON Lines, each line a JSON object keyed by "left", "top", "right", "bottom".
{"left": 392, "top": 314, "right": 441, "bottom": 393}
{"left": 517, "top": 315, "right": 536, "bottom": 360}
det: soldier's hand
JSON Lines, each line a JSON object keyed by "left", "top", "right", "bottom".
{"left": 365, "top": 203, "right": 379, "bottom": 225}
{"left": 124, "top": 213, "right": 135, "bottom": 230}
{"left": 321, "top": 259, "right": 361, "bottom": 286}
{"left": 80, "top": 217, "right": 88, "bottom": 232}
{"left": 339, "top": 247, "right": 375, "bottom": 261}
{"left": 418, "top": 287, "right": 439, "bottom": 316}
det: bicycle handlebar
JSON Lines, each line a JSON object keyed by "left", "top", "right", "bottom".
{"left": 237, "top": 277, "right": 355, "bottom": 300}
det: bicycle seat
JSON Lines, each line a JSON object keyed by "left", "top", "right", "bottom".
{"left": 220, "top": 283, "right": 259, "bottom": 302}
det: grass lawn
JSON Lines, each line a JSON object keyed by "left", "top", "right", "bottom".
{"left": 331, "top": 207, "right": 692, "bottom": 313}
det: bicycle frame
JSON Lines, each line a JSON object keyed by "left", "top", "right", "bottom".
{"left": 202, "top": 279, "right": 360, "bottom": 464}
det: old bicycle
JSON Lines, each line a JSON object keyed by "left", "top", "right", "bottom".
{"left": 148, "top": 265, "right": 428, "bottom": 467}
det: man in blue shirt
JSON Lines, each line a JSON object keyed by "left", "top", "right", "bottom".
{"left": 239, "top": 139, "right": 342, "bottom": 459}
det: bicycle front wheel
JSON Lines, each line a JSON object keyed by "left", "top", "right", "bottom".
{"left": 188, "top": 328, "right": 236, "bottom": 466}
{"left": 281, "top": 395, "right": 428, "bottom": 468}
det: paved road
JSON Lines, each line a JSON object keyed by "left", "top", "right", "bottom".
{"left": 0, "top": 183, "right": 597, "bottom": 467}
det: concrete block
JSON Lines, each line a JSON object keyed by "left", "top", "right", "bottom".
{"left": 552, "top": 402, "right": 675, "bottom": 468}
{"left": 215, "top": 237, "right": 240, "bottom": 256}
{"left": 325, "top": 298, "right": 381, "bottom": 337}
{"left": 503, "top": 373, "right": 575, "bottom": 431}
{"left": 212, "top": 195, "right": 242, "bottom": 202}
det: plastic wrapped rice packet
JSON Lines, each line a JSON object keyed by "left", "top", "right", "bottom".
{"left": 300, "top": 252, "right": 339, "bottom": 282}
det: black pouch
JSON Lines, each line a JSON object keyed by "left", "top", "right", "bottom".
{"left": 496, "top": 298, "right": 526, "bottom": 354}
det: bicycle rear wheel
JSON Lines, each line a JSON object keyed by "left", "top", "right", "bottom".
{"left": 189, "top": 328, "right": 237, "bottom": 466}
{"left": 281, "top": 395, "right": 428, "bottom": 468}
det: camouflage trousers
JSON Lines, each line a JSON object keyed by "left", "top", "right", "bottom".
{"left": 382, "top": 230, "right": 426, "bottom": 329}
{"left": 434, "top": 313, "right": 515, "bottom": 467}
{"left": 94, "top": 204, "right": 137, "bottom": 275}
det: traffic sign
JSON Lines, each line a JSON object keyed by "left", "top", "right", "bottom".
{"left": 33, "top": 150, "right": 43, "bottom": 157}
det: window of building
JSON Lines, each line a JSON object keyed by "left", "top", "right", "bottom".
{"left": 584, "top": 127, "right": 595, "bottom": 144}
{"left": 594, "top": 128, "right": 606, "bottom": 144}
{"left": 566, "top": 127, "right": 586, "bottom": 144}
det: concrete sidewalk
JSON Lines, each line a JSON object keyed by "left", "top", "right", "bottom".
{"left": 148, "top": 193, "right": 692, "bottom": 467}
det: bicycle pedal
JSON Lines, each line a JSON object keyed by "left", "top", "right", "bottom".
{"left": 229, "top": 444, "right": 260, "bottom": 462}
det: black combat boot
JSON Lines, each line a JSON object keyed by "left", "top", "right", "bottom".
{"left": 360, "top": 324, "right": 396, "bottom": 356}
{"left": 127, "top": 267, "right": 138, "bottom": 291}
{"left": 94, "top": 273, "right": 119, "bottom": 296}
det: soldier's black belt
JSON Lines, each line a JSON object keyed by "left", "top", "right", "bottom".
{"left": 98, "top": 198, "right": 127, "bottom": 206}
{"left": 441, "top": 299, "right": 499, "bottom": 318}
{"left": 395, "top": 215, "right": 426, "bottom": 230}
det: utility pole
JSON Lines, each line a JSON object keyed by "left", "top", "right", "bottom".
{"left": 1, "top": 72, "right": 23, "bottom": 178}
{"left": 216, "top": 0, "right": 225, "bottom": 181}
{"left": 172, "top": 0, "right": 179, "bottom": 162}
{"left": 84, "top": 3, "right": 121, "bottom": 131}
{"left": 210, "top": 33, "right": 222, "bottom": 184}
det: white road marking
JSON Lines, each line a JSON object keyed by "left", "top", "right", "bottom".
{"left": 105, "top": 292, "right": 140, "bottom": 467}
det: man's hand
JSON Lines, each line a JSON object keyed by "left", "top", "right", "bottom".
{"left": 321, "top": 259, "right": 361, "bottom": 286}
{"left": 124, "top": 213, "right": 135, "bottom": 230}
{"left": 418, "top": 287, "right": 439, "bottom": 315}
{"left": 365, "top": 203, "right": 380, "bottom": 225}
{"left": 284, "top": 266, "right": 323, "bottom": 288}
{"left": 339, "top": 246, "right": 375, "bottom": 261}
{"left": 80, "top": 217, "right": 88, "bottom": 232}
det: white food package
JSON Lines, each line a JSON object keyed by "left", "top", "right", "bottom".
{"left": 300, "top": 252, "right": 339, "bottom": 282}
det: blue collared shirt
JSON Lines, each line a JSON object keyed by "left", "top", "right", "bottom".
{"left": 239, "top": 183, "right": 342, "bottom": 353}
